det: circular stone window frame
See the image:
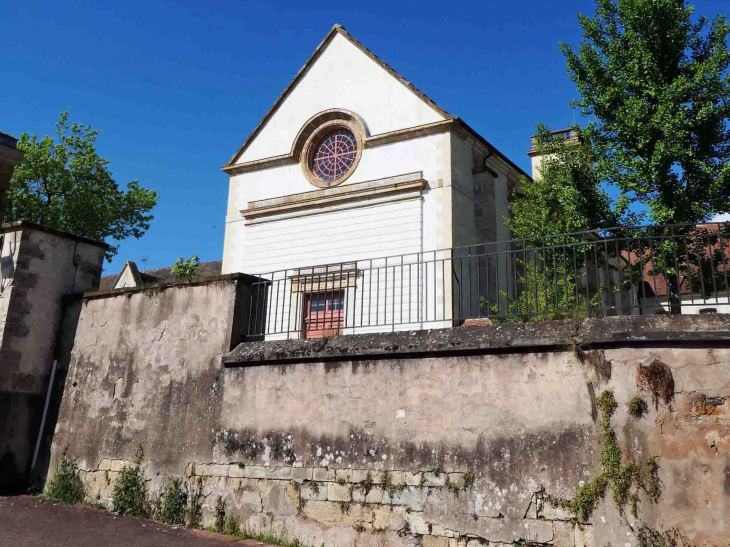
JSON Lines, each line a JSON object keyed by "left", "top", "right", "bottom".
{"left": 301, "top": 119, "right": 364, "bottom": 188}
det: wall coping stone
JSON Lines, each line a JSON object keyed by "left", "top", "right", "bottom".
{"left": 223, "top": 314, "right": 730, "bottom": 366}
{"left": 1, "top": 220, "right": 109, "bottom": 248}
{"left": 74, "top": 272, "right": 259, "bottom": 301}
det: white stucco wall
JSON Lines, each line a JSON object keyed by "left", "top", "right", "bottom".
{"left": 219, "top": 29, "right": 528, "bottom": 336}
{"left": 237, "top": 33, "right": 444, "bottom": 164}
{"left": 223, "top": 133, "right": 452, "bottom": 276}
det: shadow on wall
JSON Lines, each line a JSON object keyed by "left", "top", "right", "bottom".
{"left": 29, "top": 297, "right": 84, "bottom": 491}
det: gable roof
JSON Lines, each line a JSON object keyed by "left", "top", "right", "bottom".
{"left": 99, "top": 260, "right": 223, "bottom": 291}
{"left": 223, "top": 24, "right": 530, "bottom": 180}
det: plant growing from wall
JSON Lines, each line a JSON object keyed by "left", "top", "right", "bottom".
{"left": 542, "top": 390, "right": 662, "bottom": 523}
{"left": 223, "top": 514, "right": 239, "bottom": 536}
{"left": 187, "top": 477, "right": 203, "bottom": 528}
{"left": 44, "top": 457, "right": 85, "bottom": 504}
{"left": 380, "top": 469, "right": 407, "bottom": 497}
{"left": 159, "top": 477, "right": 188, "bottom": 525}
{"left": 112, "top": 444, "right": 149, "bottom": 517}
{"left": 215, "top": 496, "right": 226, "bottom": 533}
{"left": 628, "top": 395, "right": 649, "bottom": 418}
{"left": 171, "top": 255, "right": 201, "bottom": 280}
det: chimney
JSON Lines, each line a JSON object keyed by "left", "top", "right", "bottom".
{"left": 526, "top": 128, "right": 580, "bottom": 180}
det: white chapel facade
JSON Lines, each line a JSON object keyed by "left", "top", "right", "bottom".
{"left": 221, "top": 25, "right": 529, "bottom": 338}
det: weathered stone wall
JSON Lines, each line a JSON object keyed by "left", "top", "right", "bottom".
{"left": 0, "top": 222, "right": 106, "bottom": 492}
{"left": 49, "top": 314, "right": 730, "bottom": 547}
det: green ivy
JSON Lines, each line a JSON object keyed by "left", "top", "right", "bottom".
{"left": 543, "top": 390, "right": 663, "bottom": 523}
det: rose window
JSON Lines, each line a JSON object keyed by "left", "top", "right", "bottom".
{"left": 310, "top": 128, "right": 358, "bottom": 182}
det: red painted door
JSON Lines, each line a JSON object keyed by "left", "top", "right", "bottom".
{"left": 304, "top": 292, "right": 344, "bottom": 338}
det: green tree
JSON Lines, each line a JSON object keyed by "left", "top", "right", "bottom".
{"left": 7, "top": 112, "right": 158, "bottom": 259}
{"left": 171, "top": 255, "right": 201, "bottom": 279}
{"left": 562, "top": 0, "right": 730, "bottom": 225}
{"left": 509, "top": 125, "right": 627, "bottom": 244}
{"left": 501, "top": 0, "right": 730, "bottom": 320}
{"left": 490, "top": 127, "right": 632, "bottom": 321}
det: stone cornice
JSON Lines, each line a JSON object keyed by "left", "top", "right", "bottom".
{"left": 223, "top": 314, "right": 730, "bottom": 366}
{"left": 241, "top": 172, "right": 426, "bottom": 220}
{"left": 222, "top": 120, "right": 456, "bottom": 176}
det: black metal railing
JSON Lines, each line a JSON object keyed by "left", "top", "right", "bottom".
{"left": 244, "top": 222, "right": 730, "bottom": 339}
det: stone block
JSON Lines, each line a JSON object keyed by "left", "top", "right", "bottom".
{"left": 229, "top": 464, "right": 246, "bottom": 478}
{"left": 208, "top": 464, "right": 229, "bottom": 477}
{"left": 422, "top": 537, "right": 450, "bottom": 547}
{"left": 446, "top": 473, "right": 464, "bottom": 487}
{"left": 552, "top": 521, "right": 574, "bottom": 547}
{"left": 406, "top": 511, "right": 430, "bottom": 535}
{"left": 244, "top": 465, "right": 267, "bottom": 479}
{"left": 335, "top": 468, "right": 368, "bottom": 483}
{"left": 302, "top": 500, "right": 371, "bottom": 528}
{"left": 262, "top": 483, "right": 298, "bottom": 516}
{"left": 424, "top": 472, "right": 446, "bottom": 487}
{"left": 371, "top": 505, "right": 406, "bottom": 531}
{"left": 110, "top": 460, "right": 127, "bottom": 472}
{"left": 404, "top": 472, "right": 422, "bottom": 486}
{"left": 431, "top": 524, "right": 449, "bottom": 537}
{"left": 266, "top": 466, "right": 292, "bottom": 480}
{"left": 290, "top": 467, "right": 313, "bottom": 482}
{"left": 312, "top": 467, "right": 335, "bottom": 482}
{"left": 388, "top": 471, "right": 406, "bottom": 485}
{"left": 327, "top": 482, "right": 352, "bottom": 502}
{"left": 391, "top": 487, "right": 425, "bottom": 511}
{"left": 353, "top": 485, "right": 385, "bottom": 504}
{"left": 301, "top": 481, "right": 327, "bottom": 501}
{"left": 195, "top": 463, "right": 209, "bottom": 476}
{"left": 97, "top": 458, "right": 112, "bottom": 471}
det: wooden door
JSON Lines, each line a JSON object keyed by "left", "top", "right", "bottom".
{"left": 304, "top": 292, "right": 344, "bottom": 338}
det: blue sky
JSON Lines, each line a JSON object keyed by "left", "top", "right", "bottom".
{"left": 1, "top": 0, "right": 725, "bottom": 273}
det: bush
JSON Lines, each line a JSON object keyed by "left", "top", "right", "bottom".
{"left": 159, "top": 477, "right": 188, "bottom": 525}
{"left": 224, "top": 514, "right": 239, "bottom": 536}
{"left": 45, "top": 457, "right": 85, "bottom": 504}
{"left": 171, "top": 255, "right": 200, "bottom": 280}
{"left": 112, "top": 445, "right": 148, "bottom": 517}
{"left": 215, "top": 496, "right": 226, "bottom": 533}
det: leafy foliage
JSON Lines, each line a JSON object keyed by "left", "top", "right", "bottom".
{"left": 510, "top": 126, "right": 628, "bottom": 244}
{"left": 498, "top": 126, "right": 633, "bottom": 322}
{"left": 8, "top": 112, "right": 158, "bottom": 259}
{"left": 223, "top": 515, "right": 239, "bottom": 536}
{"left": 159, "top": 477, "right": 188, "bottom": 525}
{"left": 44, "top": 457, "right": 85, "bottom": 504}
{"left": 502, "top": 0, "right": 730, "bottom": 320}
{"left": 215, "top": 496, "right": 226, "bottom": 533}
{"left": 112, "top": 444, "right": 149, "bottom": 517}
{"left": 561, "top": 0, "right": 730, "bottom": 225}
{"left": 171, "top": 255, "right": 201, "bottom": 280}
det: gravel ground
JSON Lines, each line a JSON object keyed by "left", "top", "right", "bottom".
{"left": 0, "top": 496, "right": 274, "bottom": 547}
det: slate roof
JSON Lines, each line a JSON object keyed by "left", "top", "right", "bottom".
{"left": 98, "top": 260, "right": 222, "bottom": 291}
